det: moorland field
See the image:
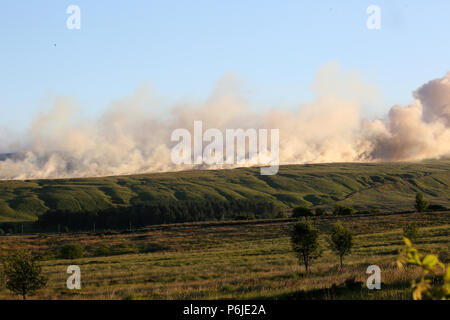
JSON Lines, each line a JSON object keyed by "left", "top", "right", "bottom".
{"left": 0, "top": 160, "right": 449, "bottom": 300}
{"left": 0, "top": 212, "right": 449, "bottom": 299}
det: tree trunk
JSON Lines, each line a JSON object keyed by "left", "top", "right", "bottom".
{"left": 340, "top": 256, "right": 343, "bottom": 270}
{"left": 303, "top": 253, "right": 309, "bottom": 273}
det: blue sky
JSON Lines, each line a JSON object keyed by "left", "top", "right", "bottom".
{"left": 1, "top": 0, "right": 450, "bottom": 131}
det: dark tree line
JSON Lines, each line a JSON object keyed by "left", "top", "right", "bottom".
{"left": 36, "top": 199, "right": 279, "bottom": 231}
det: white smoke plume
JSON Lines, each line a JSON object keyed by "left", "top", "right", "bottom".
{"left": 1, "top": 63, "right": 449, "bottom": 180}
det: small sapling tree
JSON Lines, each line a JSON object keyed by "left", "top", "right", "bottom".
{"left": 328, "top": 222, "right": 353, "bottom": 269}
{"left": 291, "top": 219, "right": 321, "bottom": 273}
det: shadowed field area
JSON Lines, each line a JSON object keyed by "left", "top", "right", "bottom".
{"left": 0, "top": 212, "right": 449, "bottom": 300}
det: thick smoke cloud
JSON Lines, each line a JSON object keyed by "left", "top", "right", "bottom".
{"left": 0, "top": 64, "right": 449, "bottom": 180}
{"left": 413, "top": 72, "right": 450, "bottom": 126}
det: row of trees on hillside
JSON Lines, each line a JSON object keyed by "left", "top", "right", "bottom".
{"left": 2, "top": 192, "right": 442, "bottom": 235}
{"left": 36, "top": 199, "right": 279, "bottom": 232}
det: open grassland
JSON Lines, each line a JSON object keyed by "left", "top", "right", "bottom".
{"left": 0, "top": 212, "right": 449, "bottom": 300}
{"left": 0, "top": 160, "right": 449, "bottom": 222}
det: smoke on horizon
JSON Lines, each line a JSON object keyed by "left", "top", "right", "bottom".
{"left": 1, "top": 63, "right": 450, "bottom": 180}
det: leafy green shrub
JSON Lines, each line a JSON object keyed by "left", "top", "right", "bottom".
{"left": 0, "top": 228, "right": 4, "bottom": 235}
{"left": 397, "top": 238, "right": 449, "bottom": 300}
{"left": 292, "top": 206, "right": 313, "bottom": 217}
{"left": 60, "top": 244, "right": 84, "bottom": 260}
{"left": 333, "top": 206, "right": 355, "bottom": 216}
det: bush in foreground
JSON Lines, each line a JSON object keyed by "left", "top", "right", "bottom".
{"left": 60, "top": 244, "right": 84, "bottom": 260}
{"left": 397, "top": 238, "right": 449, "bottom": 300}
{"left": 0, "top": 250, "right": 47, "bottom": 299}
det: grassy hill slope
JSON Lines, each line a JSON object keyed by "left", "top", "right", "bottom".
{"left": 0, "top": 159, "right": 449, "bottom": 222}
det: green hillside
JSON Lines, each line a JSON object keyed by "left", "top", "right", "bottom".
{"left": 0, "top": 159, "right": 449, "bottom": 222}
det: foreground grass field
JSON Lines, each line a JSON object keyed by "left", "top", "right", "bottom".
{"left": 1, "top": 211, "right": 449, "bottom": 300}
{"left": 1, "top": 159, "right": 449, "bottom": 221}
